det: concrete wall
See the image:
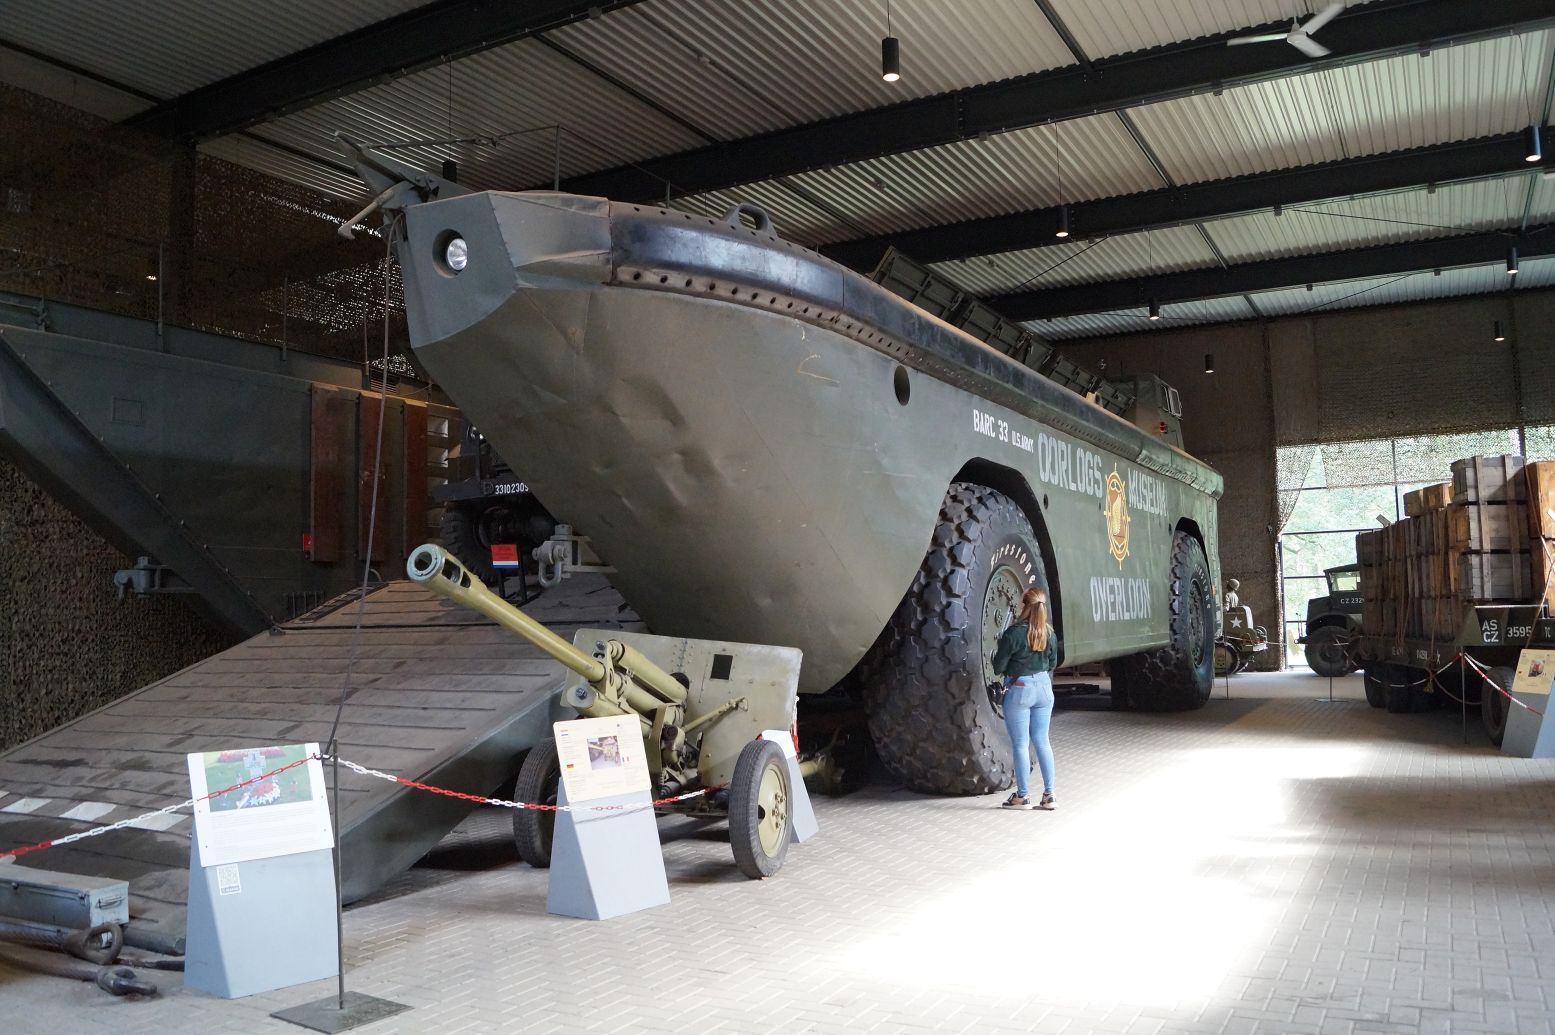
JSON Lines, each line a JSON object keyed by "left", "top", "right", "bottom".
{"left": 1061, "top": 287, "right": 1555, "bottom": 667}
{"left": 0, "top": 458, "right": 237, "bottom": 750}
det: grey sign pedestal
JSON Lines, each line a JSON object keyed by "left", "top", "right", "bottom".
{"left": 546, "top": 781, "right": 669, "bottom": 921}
{"left": 1501, "top": 691, "right": 1555, "bottom": 758}
{"left": 184, "top": 840, "right": 338, "bottom": 999}
{"left": 759, "top": 729, "right": 819, "bottom": 844}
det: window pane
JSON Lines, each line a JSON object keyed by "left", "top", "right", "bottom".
{"left": 1284, "top": 485, "right": 1396, "bottom": 533}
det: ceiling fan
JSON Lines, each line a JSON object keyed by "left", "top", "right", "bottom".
{"left": 1227, "top": 2, "right": 1345, "bottom": 59}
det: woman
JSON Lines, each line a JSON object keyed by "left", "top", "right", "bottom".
{"left": 990, "top": 587, "right": 1057, "bottom": 811}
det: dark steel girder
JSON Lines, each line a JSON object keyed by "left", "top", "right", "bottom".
{"left": 822, "top": 130, "right": 1555, "bottom": 270}
{"left": 562, "top": 0, "right": 1555, "bottom": 201}
{"left": 989, "top": 226, "right": 1555, "bottom": 320}
{"left": 128, "top": 0, "right": 645, "bottom": 141}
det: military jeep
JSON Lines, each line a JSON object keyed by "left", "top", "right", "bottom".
{"left": 1298, "top": 564, "right": 1362, "bottom": 677}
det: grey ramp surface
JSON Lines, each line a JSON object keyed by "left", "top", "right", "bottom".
{"left": 0, "top": 576, "right": 639, "bottom": 950}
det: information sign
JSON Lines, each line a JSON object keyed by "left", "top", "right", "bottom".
{"left": 185, "top": 743, "right": 333, "bottom": 867}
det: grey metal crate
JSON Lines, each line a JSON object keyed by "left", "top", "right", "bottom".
{"left": 0, "top": 864, "right": 129, "bottom": 928}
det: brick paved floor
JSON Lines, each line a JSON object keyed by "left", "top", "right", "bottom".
{"left": 5, "top": 670, "right": 1553, "bottom": 1034}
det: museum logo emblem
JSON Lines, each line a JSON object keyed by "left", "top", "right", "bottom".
{"left": 1105, "top": 465, "right": 1131, "bottom": 568}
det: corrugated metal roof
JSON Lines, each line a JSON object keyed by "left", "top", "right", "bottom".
{"left": 230, "top": 38, "right": 708, "bottom": 194}
{"left": 1021, "top": 295, "right": 1256, "bottom": 340}
{"left": 199, "top": 136, "right": 368, "bottom": 201}
{"left": 1527, "top": 170, "right": 1555, "bottom": 222}
{"left": 669, "top": 182, "right": 846, "bottom": 244}
{"left": 544, "top": 0, "right": 1075, "bottom": 141}
{"left": 1247, "top": 258, "right": 1555, "bottom": 316}
{"left": 767, "top": 113, "right": 1164, "bottom": 244}
{"left": 1126, "top": 30, "right": 1555, "bottom": 184}
{"left": 1043, "top": 0, "right": 1383, "bottom": 63}
{"left": 0, "top": 0, "right": 428, "bottom": 99}
{"left": 929, "top": 223, "right": 1219, "bottom": 295}
{"left": 0, "top": 44, "right": 153, "bottom": 120}
{"left": 1201, "top": 178, "right": 1528, "bottom": 262}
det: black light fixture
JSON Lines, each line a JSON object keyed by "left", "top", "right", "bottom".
{"left": 1526, "top": 124, "right": 1543, "bottom": 163}
{"left": 881, "top": 1, "right": 900, "bottom": 82}
{"left": 1055, "top": 203, "right": 1070, "bottom": 238}
{"left": 1493, "top": 320, "right": 1506, "bottom": 342}
{"left": 1204, "top": 353, "right": 1215, "bottom": 374}
{"left": 1148, "top": 298, "right": 1161, "bottom": 321}
{"left": 1507, "top": 247, "right": 1520, "bottom": 276}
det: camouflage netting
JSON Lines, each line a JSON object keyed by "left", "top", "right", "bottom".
{"left": 0, "top": 82, "right": 408, "bottom": 363}
{"left": 0, "top": 458, "right": 238, "bottom": 750}
{"left": 0, "top": 83, "right": 417, "bottom": 750}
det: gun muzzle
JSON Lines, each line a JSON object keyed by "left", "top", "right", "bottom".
{"left": 407, "top": 543, "right": 607, "bottom": 683}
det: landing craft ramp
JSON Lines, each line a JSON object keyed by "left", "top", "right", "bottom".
{"left": 0, "top": 576, "right": 638, "bottom": 952}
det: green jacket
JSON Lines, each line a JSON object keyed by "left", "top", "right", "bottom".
{"left": 991, "top": 624, "right": 1058, "bottom": 679}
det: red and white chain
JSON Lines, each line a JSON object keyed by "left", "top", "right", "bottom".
{"left": 325, "top": 755, "right": 715, "bottom": 812}
{"left": 1, "top": 754, "right": 716, "bottom": 862}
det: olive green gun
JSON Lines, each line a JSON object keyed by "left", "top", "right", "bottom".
{"left": 405, "top": 543, "right": 800, "bottom": 878}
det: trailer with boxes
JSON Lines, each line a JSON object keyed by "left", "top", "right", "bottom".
{"left": 1354, "top": 455, "right": 1555, "bottom": 744}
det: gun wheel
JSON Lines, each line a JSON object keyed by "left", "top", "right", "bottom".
{"left": 729, "top": 739, "right": 792, "bottom": 879}
{"left": 512, "top": 737, "right": 561, "bottom": 868}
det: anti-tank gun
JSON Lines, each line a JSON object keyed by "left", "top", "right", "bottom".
{"left": 406, "top": 543, "right": 800, "bottom": 878}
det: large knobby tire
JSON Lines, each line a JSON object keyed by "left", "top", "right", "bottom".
{"left": 1480, "top": 665, "right": 1513, "bottom": 746}
{"left": 1384, "top": 665, "right": 1430, "bottom": 714}
{"left": 1304, "top": 625, "right": 1354, "bottom": 678}
{"left": 1362, "top": 668, "right": 1387, "bottom": 708}
{"left": 440, "top": 503, "right": 496, "bottom": 585}
{"left": 1110, "top": 531, "right": 1216, "bottom": 712}
{"left": 512, "top": 738, "right": 561, "bottom": 868}
{"left": 858, "top": 483, "right": 1047, "bottom": 795}
{"left": 728, "top": 739, "right": 792, "bottom": 879}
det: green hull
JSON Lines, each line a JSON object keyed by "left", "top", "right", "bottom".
{"left": 398, "top": 192, "right": 1222, "bottom": 692}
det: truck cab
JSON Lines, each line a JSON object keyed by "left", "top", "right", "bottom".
{"left": 1299, "top": 564, "right": 1362, "bottom": 676}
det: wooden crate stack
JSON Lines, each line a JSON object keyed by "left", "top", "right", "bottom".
{"left": 1356, "top": 455, "right": 1555, "bottom": 641}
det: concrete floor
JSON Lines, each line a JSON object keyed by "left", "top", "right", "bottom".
{"left": 5, "top": 670, "right": 1554, "bottom": 1034}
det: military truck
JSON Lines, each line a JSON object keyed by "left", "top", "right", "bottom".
{"left": 435, "top": 419, "right": 556, "bottom": 584}
{"left": 1298, "top": 563, "right": 1362, "bottom": 677}
{"left": 344, "top": 141, "right": 1224, "bottom": 796}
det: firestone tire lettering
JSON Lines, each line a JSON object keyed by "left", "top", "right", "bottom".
{"left": 857, "top": 482, "right": 1047, "bottom": 795}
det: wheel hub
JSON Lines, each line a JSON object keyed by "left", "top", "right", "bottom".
{"left": 1187, "top": 576, "right": 1209, "bottom": 667}
{"left": 755, "top": 762, "right": 788, "bottom": 856}
{"left": 982, "top": 565, "right": 1025, "bottom": 689}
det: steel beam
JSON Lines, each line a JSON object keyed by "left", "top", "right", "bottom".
{"left": 562, "top": 0, "right": 1555, "bottom": 201}
{"left": 822, "top": 130, "right": 1555, "bottom": 270}
{"left": 988, "top": 226, "right": 1555, "bottom": 320}
{"left": 0, "top": 331, "right": 271, "bottom": 636}
{"left": 128, "top": 0, "right": 645, "bottom": 141}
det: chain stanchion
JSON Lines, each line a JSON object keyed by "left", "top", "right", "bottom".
{"left": 1460, "top": 654, "right": 1469, "bottom": 745}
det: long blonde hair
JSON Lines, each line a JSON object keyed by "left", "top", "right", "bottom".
{"left": 1019, "top": 587, "right": 1050, "bottom": 652}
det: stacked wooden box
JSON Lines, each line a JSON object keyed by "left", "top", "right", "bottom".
{"left": 1356, "top": 455, "right": 1555, "bottom": 641}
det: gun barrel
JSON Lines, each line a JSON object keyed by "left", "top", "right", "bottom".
{"left": 610, "top": 641, "right": 688, "bottom": 706}
{"left": 406, "top": 544, "right": 607, "bottom": 684}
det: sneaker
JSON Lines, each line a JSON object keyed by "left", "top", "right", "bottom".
{"left": 1037, "top": 792, "right": 1056, "bottom": 811}
{"left": 1001, "top": 792, "right": 1034, "bottom": 810}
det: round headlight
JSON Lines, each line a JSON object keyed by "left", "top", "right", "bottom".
{"left": 444, "top": 236, "right": 469, "bottom": 273}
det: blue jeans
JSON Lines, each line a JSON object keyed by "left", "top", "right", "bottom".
{"left": 1003, "top": 673, "right": 1055, "bottom": 798}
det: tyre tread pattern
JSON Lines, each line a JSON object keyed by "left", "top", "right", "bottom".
{"left": 728, "top": 739, "right": 792, "bottom": 879}
{"left": 440, "top": 504, "right": 496, "bottom": 585}
{"left": 859, "top": 483, "right": 1030, "bottom": 795}
{"left": 1111, "top": 531, "right": 1214, "bottom": 712}
{"left": 512, "top": 738, "right": 560, "bottom": 868}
